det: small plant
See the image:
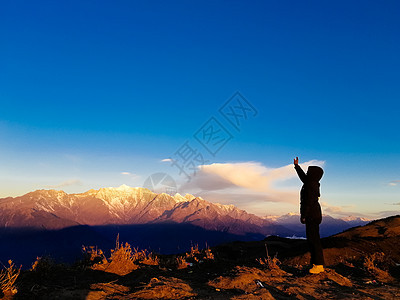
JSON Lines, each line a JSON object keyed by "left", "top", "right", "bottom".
{"left": 189, "top": 245, "right": 201, "bottom": 255}
{"left": 83, "top": 235, "right": 161, "bottom": 275}
{"left": 185, "top": 245, "right": 200, "bottom": 262}
{"left": 363, "top": 252, "right": 392, "bottom": 281}
{"left": 204, "top": 247, "right": 215, "bottom": 260}
{"left": 256, "top": 256, "right": 281, "bottom": 270}
{"left": 257, "top": 243, "right": 281, "bottom": 270}
{"left": 184, "top": 244, "right": 215, "bottom": 264}
{"left": 141, "top": 252, "right": 160, "bottom": 266}
{"left": 0, "top": 260, "right": 21, "bottom": 295}
{"left": 30, "top": 256, "right": 60, "bottom": 274}
{"left": 31, "top": 257, "right": 41, "bottom": 271}
{"left": 363, "top": 252, "right": 385, "bottom": 272}
{"left": 176, "top": 256, "right": 188, "bottom": 269}
{"left": 91, "top": 240, "right": 139, "bottom": 275}
{"left": 82, "top": 246, "right": 107, "bottom": 265}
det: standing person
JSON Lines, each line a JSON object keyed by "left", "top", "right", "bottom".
{"left": 294, "top": 157, "right": 325, "bottom": 274}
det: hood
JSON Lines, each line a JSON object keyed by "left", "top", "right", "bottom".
{"left": 307, "top": 166, "right": 324, "bottom": 182}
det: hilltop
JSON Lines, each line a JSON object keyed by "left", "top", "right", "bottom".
{"left": 1, "top": 215, "right": 399, "bottom": 299}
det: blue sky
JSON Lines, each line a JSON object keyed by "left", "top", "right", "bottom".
{"left": 1, "top": 0, "right": 399, "bottom": 219}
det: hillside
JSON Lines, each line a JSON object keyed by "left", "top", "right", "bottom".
{"left": 1, "top": 215, "right": 399, "bottom": 299}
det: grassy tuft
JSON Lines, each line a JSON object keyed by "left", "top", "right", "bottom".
{"left": 82, "top": 235, "right": 160, "bottom": 276}
{"left": 0, "top": 260, "right": 21, "bottom": 295}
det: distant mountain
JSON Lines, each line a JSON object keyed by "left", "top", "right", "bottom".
{"left": 340, "top": 216, "right": 370, "bottom": 227}
{"left": 0, "top": 185, "right": 282, "bottom": 236}
{"left": 265, "top": 213, "right": 371, "bottom": 238}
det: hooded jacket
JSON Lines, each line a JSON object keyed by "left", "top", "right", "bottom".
{"left": 295, "top": 165, "right": 324, "bottom": 224}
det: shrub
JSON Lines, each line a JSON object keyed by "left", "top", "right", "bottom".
{"left": 0, "top": 260, "right": 21, "bottom": 295}
{"left": 185, "top": 244, "right": 215, "bottom": 263}
{"left": 256, "top": 242, "right": 281, "bottom": 270}
{"left": 256, "top": 256, "right": 281, "bottom": 270}
{"left": 176, "top": 256, "right": 188, "bottom": 269}
{"left": 363, "top": 252, "right": 393, "bottom": 282}
{"left": 83, "top": 235, "right": 160, "bottom": 275}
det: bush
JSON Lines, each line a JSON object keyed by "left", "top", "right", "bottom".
{"left": 83, "top": 235, "right": 160, "bottom": 276}
{"left": 0, "top": 260, "right": 21, "bottom": 295}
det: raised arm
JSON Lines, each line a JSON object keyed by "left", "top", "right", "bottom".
{"left": 294, "top": 157, "right": 307, "bottom": 183}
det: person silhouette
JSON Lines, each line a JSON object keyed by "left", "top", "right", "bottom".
{"left": 294, "top": 157, "right": 325, "bottom": 274}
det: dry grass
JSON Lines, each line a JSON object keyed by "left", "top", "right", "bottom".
{"left": 141, "top": 253, "right": 160, "bottom": 266}
{"left": 256, "top": 242, "right": 281, "bottom": 270}
{"left": 176, "top": 244, "right": 215, "bottom": 269}
{"left": 256, "top": 256, "right": 281, "bottom": 270}
{"left": 0, "top": 260, "right": 21, "bottom": 295}
{"left": 30, "top": 256, "right": 59, "bottom": 274}
{"left": 83, "top": 235, "right": 160, "bottom": 276}
{"left": 82, "top": 246, "right": 107, "bottom": 265}
{"left": 185, "top": 245, "right": 200, "bottom": 263}
{"left": 185, "top": 244, "right": 215, "bottom": 263}
{"left": 204, "top": 247, "right": 215, "bottom": 260}
{"left": 176, "top": 256, "right": 188, "bottom": 269}
{"left": 363, "top": 252, "right": 393, "bottom": 282}
{"left": 363, "top": 252, "right": 385, "bottom": 272}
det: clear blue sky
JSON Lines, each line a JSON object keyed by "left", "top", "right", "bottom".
{"left": 1, "top": 0, "right": 399, "bottom": 219}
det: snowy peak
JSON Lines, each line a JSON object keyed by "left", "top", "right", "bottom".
{"left": 341, "top": 216, "right": 370, "bottom": 222}
{"left": 174, "top": 193, "right": 196, "bottom": 202}
{"left": 0, "top": 186, "right": 275, "bottom": 236}
{"left": 93, "top": 186, "right": 193, "bottom": 205}
{"left": 115, "top": 184, "right": 132, "bottom": 191}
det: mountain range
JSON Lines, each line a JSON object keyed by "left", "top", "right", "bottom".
{"left": 0, "top": 185, "right": 370, "bottom": 237}
{"left": 0, "top": 185, "right": 281, "bottom": 236}
{"left": 265, "top": 213, "right": 370, "bottom": 237}
{"left": 0, "top": 185, "right": 371, "bottom": 265}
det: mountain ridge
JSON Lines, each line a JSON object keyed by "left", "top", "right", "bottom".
{"left": 0, "top": 185, "right": 277, "bottom": 236}
{"left": 0, "top": 185, "right": 372, "bottom": 237}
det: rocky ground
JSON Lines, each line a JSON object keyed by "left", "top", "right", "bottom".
{"left": 1, "top": 215, "right": 400, "bottom": 299}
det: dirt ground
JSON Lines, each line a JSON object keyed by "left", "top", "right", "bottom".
{"left": 3, "top": 216, "right": 400, "bottom": 299}
{"left": 6, "top": 256, "right": 400, "bottom": 300}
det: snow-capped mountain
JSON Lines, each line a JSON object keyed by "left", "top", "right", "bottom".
{"left": 264, "top": 213, "right": 371, "bottom": 237}
{"left": 341, "top": 216, "right": 371, "bottom": 227}
{"left": 0, "top": 185, "right": 278, "bottom": 235}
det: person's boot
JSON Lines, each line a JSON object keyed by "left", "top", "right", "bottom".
{"left": 309, "top": 264, "right": 324, "bottom": 274}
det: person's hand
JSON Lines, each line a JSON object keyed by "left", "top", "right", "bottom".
{"left": 294, "top": 157, "right": 299, "bottom": 165}
{"left": 300, "top": 217, "right": 306, "bottom": 224}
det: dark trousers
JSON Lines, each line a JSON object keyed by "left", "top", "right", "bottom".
{"left": 306, "top": 221, "right": 325, "bottom": 265}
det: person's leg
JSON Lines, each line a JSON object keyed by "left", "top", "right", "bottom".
{"left": 306, "top": 221, "right": 324, "bottom": 266}
{"left": 306, "top": 223, "right": 316, "bottom": 265}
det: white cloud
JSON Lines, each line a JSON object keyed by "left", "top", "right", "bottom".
{"left": 121, "top": 172, "right": 139, "bottom": 179}
{"left": 320, "top": 201, "right": 356, "bottom": 216}
{"left": 179, "top": 160, "right": 325, "bottom": 209}
{"left": 161, "top": 158, "right": 172, "bottom": 162}
{"left": 388, "top": 180, "right": 400, "bottom": 186}
{"left": 46, "top": 179, "right": 82, "bottom": 189}
{"left": 187, "top": 160, "right": 324, "bottom": 193}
